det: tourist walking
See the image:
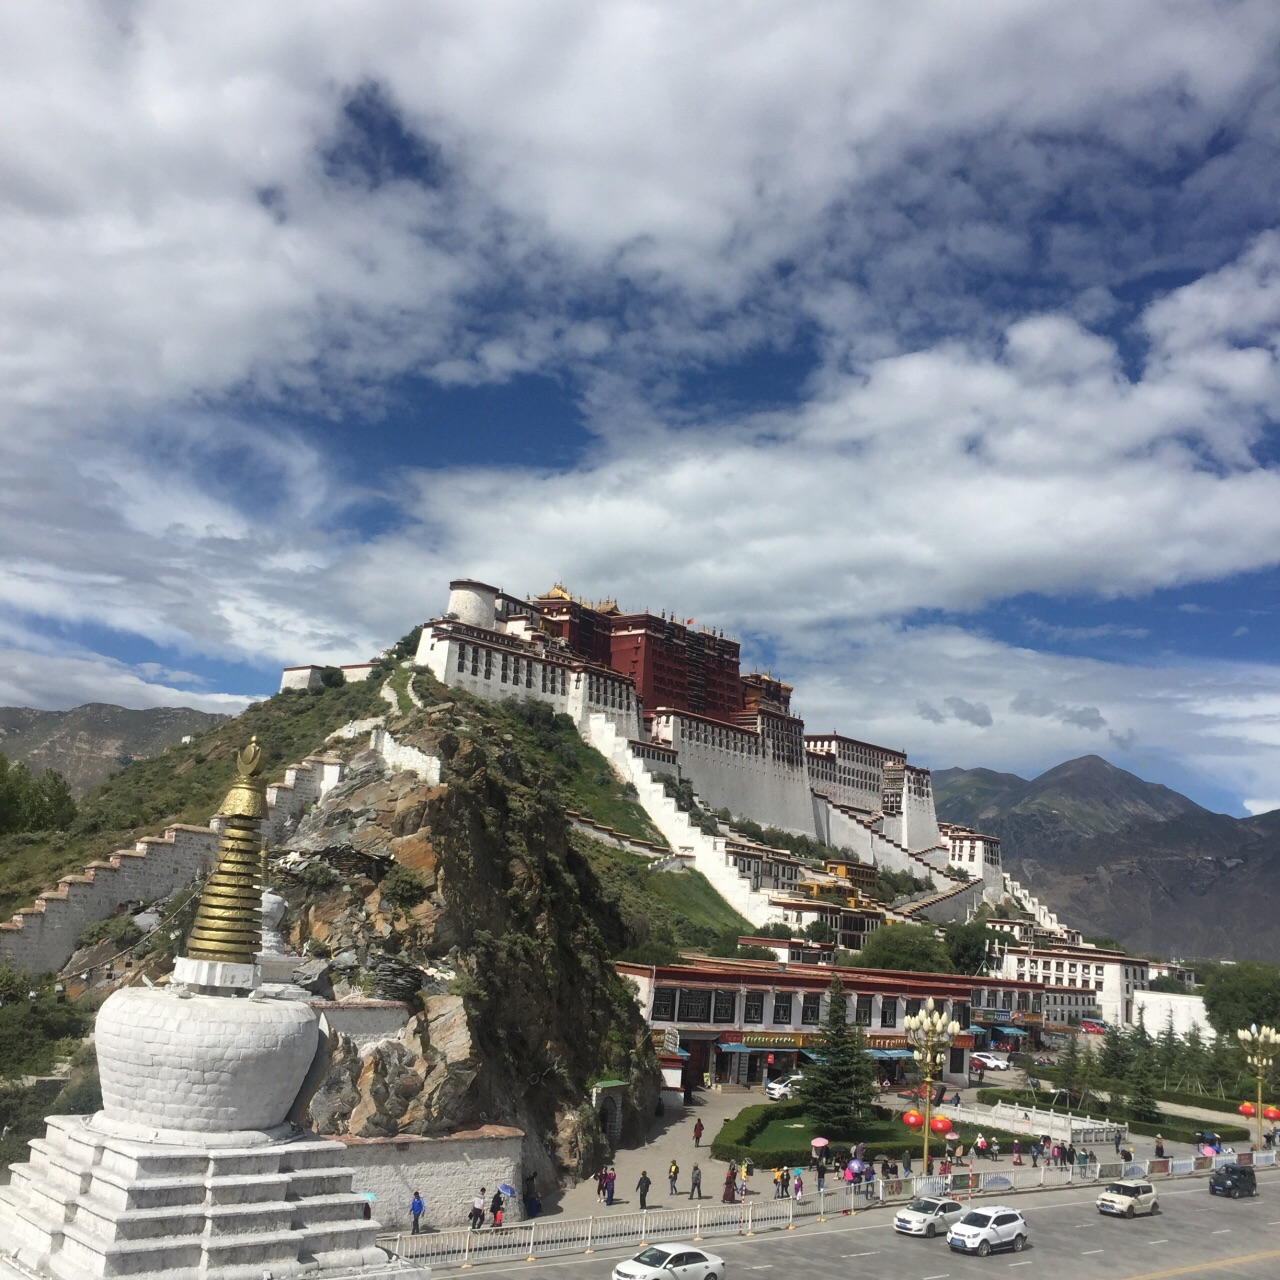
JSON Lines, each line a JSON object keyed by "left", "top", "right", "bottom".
{"left": 596, "top": 1165, "right": 608, "bottom": 1203}
{"left": 410, "top": 1191, "right": 424, "bottom": 1234}
{"left": 489, "top": 1188, "right": 504, "bottom": 1228}
{"left": 468, "top": 1190, "right": 485, "bottom": 1231}
{"left": 773, "top": 1167, "right": 784, "bottom": 1198}
{"left": 816, "top": 1164, "right": 826, "bottom": 1193}
{"left": 636, "top": 1171, "right": 651, "bottom": 1210}
{"left": 1114, "top": 1130, "right": 1122, "bottom": 1155}
{"left": 693, "top": 1118, "right": 704, "bottom": 1148}
{"left": 689, "top": 1163, "right": 703, "bottom": 1199}
{"left": 668, "top": 1160, "right": 679, "bottom": 1195}
{"left": 1012, "top": 1139, "right": 1022, "bottom": 1167}
{"left": 902, "top": 1149, "right": 912, "bottom": 1175}
{"left": 605, "top": 1167, "right": 616, "bottom": 1206}
{"left": 1154, "top": 1135, "right": 1165, "bottom": 1159}
{"left": 793, "top": 1170, "right": 803, "bottom": 1202}
{"left": 738, "top": 1167, "right": 748, "bottom": 1200}
{"left": 723, "top": 1165, "right": 737, "bottom": 1203}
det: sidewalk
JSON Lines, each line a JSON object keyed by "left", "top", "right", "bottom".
{"left": 539, "top": 1087, "right": 761, "bottom": 1218}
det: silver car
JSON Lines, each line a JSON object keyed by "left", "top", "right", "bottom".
{"left": 947, "top": 1206, "right": 1029, "bottom": 1256}
{"left": 894, "top": 1197, "right": 967, "bottom": 1238}
{"left": 613, "top": 1245, "right": 726, "bottom": 1280}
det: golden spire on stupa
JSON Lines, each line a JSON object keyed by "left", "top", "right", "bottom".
{"left": 184, "top": 737, "right": 270, "bottom": 965}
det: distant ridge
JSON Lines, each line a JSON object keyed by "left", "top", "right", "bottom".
{"left": 937, "top": 754, "right": 1277, "bottom": 960}
{"left": 0, "top": 703, "right": 229, "bottom": 798}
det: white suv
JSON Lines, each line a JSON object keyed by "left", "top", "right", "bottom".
{"left": 764, "top": 1073, "right": 802, "bottom": 1100}
{"left": 1097, "top": 1180, "right": 1159, "bottom": 1217}
{"left": 947, "top": 1206, "right": 1029, "bottom": 1256}
{"left": 970, "top": 1052, "right": 1012, "bottom": 1072}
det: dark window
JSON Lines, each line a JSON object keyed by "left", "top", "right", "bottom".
{"left": 500, "top": 654, "right": 508, "bottom": 683}
{"left": 457, "top": 644, "right": 466, "bottom": 672}
{"left": 678, "top": 989, "right": 712, "bottom": 1023}
{"left": 949, "top": 1046, "right": 966, "bottom": 1075}
{"left": 652, "top": 987, "right": 676, "bottom": 1021}
{"left": 855, "top": 995, "right": 873, "bottom": 1026}
{"left": 744, "top": 992, "right": 765, "bottom": 1024}
{"left": 905, "top": 998, "right": 922, "bottom": 1017}
{"left": 484, "top": 650, "right": 493, "bottom": 680}
{"left": 801, "top": 993, "right": 821, "bottom": 1025}
{"left": 772, "top": 994, "right": 792, "bottom": 1024}
{"left": 880, "top": 997, "right": 898, "bottom": 1027}
{"left": 955, "top": 1003, "right": 971, "bottom": 1029}
{"left": 713, "top": 990, "right": 736, "bottom": 1024}
{"left": 471, "top": 648, "right": 479, "bottom": 676}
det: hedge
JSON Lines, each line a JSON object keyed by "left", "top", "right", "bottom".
{"left": 1018, "top": 1059, "right": 1257, "bottom": 1116}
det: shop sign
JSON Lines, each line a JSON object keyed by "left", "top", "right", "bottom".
{"left": 740, "top": 1033, "right": 804, "bottom": 1048}
{"left": 662, "top": 1027, "right": 680, "bottom": 1054}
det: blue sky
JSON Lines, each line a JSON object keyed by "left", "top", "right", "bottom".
{"left": 3, "top": 2, "right": 1280, "bottom": 815}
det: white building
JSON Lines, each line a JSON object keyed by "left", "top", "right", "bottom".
{"left": 990, "top": 943, "right": 1149, "bottom": 1027}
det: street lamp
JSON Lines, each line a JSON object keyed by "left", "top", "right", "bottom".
{"left": 905, "top": 998, "right": 962, "bottom": 1171}
{"left": 1236, "top": 1023, "right": 1280, "bottom": 1153}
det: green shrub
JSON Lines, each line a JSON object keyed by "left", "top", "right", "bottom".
{"left": 298, "top": 861, "right": 339, "bottom": 892}
{"left": 76, "top": 912, "right": 142, "bottom": 950}
{"left": 379, "top": 864, "right": 428, "bottom": 910}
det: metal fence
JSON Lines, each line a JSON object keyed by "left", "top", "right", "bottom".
{"left": 385, "top": 1157, "right": 1210, "bottom": 1269}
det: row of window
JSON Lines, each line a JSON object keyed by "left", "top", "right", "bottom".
{"left": 650, "top": 986, "right": 970, "bottom": 1029}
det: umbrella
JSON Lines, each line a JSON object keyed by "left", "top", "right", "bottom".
{"left": 848, "top": 1159, "right": 864, "bottom": 1173}
{"left": 361, "top": 1192, "right": 377, "bottom": 1203}
{"left": 946, "top": 1132, "right": 959, "bottom": 1141}
{"left": 1199, "top": 1145, "right": 1216, "bottom": 1157}
{"left": 811, "top": 1137, "right": 829, "bottom": 1148}
{"left": 498, "top": 1183, "right": 516, "bottom": 1197}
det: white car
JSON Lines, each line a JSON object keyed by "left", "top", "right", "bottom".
{"left": 613, "top": 1245, "right": 725, "bottom": 1280}
{"left": 1097, "top": 1180, "right": 1159, "bottom": 1217}
{"left": 970, "top": 1052, "right": 1012, "bottom": 1072}
{"left": 947, "top": 1206, "right": 1029, "bottom": 1256}
{"left": 894, "top": 1196, "right": 967, "bottom": 1238}
{"left": 764, "top": 1073, "right": 803, "bottom": 1100}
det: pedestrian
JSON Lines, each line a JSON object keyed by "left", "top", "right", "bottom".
{"left": 668, "top": 1159, "right": 679, "bottom": 1195}
{"left": 782, "top": 1167, "right": 792, "bottom": 1197}
{"left": 990, "top": 1137, "right": 1000, "bottom": 1162}
{"left": 596, "top": 1165, "right": 607, "bottom": 1203}
{"left": 1114, "top": 1130, "right": 1122, "bottom": 1155}
{"left": 693, "top": 1118, "right": 704, "bottom": 1148}
{"left": 722, "top": 1167, "right": 736, "bottom": 1204}
{"left": 975, "top": 1133, "right": 987, "bottom": 1160}
{"left": 773, "top": 1166, "right": 783, "bottom": 1198}
{"left": 739, "top": 1168, "right": 748, "bottom": 1201}
{"left": 636, "top": 1170, "right": 651, "bottom": 1210}
{"left": 951, "top": 1091, "right": 961, "bottom": 1106}
{"left": 844, "top": 1161, "right": 855, "bottom": 1188}
{"left": 816, "top": 1164, "right": 826, "bottom": 1193}
{"left": 468, "top": 1189, "right": 485, "bottom": 1231}
{"left": 1012, "top": 1139, "right": 1022, "bottom": 1167}
{"left": 1066, "top": 1143, "right": 1077, "bottom": 1169}
{"left": 689, "top": 1163, "right": 703, "bottom": 1199}
{"left": 489, "top": 1188, "right": 504, "bottom": 1228}
{"left": 1030, "top": 1142, "right": 1039, "bottom": 1168}
{"left": 605, "top": 1167, "right": 616, "bottom": 1206}
{"left": 902, "top": 1149, "right": 912, "bottom": 1176}
{"left": 410, "top": 1190, "right": 424, "bottom": 1235}
{"left": 793, "top": 1170, "right": 803, "bottom": 1202}
{"left": 864, "top": 1166, "right": 875, "bottom": 1199}
{"left": 1154, "top": 1135, "right": 1165, "bottom": 1160}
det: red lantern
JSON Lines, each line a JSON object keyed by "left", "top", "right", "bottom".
{"left": 1263, "top": 1106, "right": 1280, "bottom": 1122}
{"left": 1238, "top": 1102, "right": 1256, "bottom": 1118}
{"left": 930, "top": 1114, "right": 952, "bottom": 1134}
{"left": 902, "top": 1109, "right": 924, "bottom": 1129}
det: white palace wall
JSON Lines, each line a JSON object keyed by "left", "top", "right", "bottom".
{"left": 651, "top": 712, "right": 815, "bottom": 836}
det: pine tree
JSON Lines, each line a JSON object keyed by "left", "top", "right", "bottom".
{"left": 1100, "top": 1022, "right": 1132, "bottom": 1080}
{"left": 1060, "top": 1030, "right": 1081, "bottom": 1095}
{"left": 1126, "top": 1049, "right": 1161, "bottom": 1124}
{"left": 798, "top": 975, "right": 875, "bottom": 1137}
{"left": 1155, "top": 1012, "right": 1179, "bottom": 1086}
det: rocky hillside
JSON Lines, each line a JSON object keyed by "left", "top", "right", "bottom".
{"left": 5, "top": 660, "right": 677, "bottom": 1180}
{"left": 0, "top": 703, "right": 228, "bottom": 798}
{"left": 938, "top": 755, "right": 1280, "bottom": 961}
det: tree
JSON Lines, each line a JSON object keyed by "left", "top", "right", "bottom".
{"left": 1201, "top": 962, "right": 1280, "bottom": 1039}
{"left": 1178, "top": 1024, "right": 1208, "bottom": 1092}
{"left": 1155, "top": 1012, "right": 1180, "bottom": 1085}
{"left": 1100, "top": 1022, "right": 1132, "bottom": 1080}
{"left": 1059, "top": 1030, "right": 1082, "bottom": 1095}
{"left": 798, "top": 976, "right": 877, "bottom": 1136}
{"left": 943, "top": 920, "right": 997, "bottom": 975}
{"left": 1126, "top": 1050, "right": 1161, "bottom": 1124}
{"left": 1149, "top": 974, "right": 1189, "bottom": 994}
{"left": 0, "top": 752, "right": 77, "bottom": 834}
{"left": 1128, "top": 1008, "right": 1153, "bottom": 1056}
{"left": 855, "top": 923, "right": 954, "bottom": 973}
{"left": 804, "top": 920, "right": 836, "bottom": 944}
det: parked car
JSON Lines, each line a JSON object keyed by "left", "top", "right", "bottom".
{"left": 970, "top": 1052, "right": 1012, "bottom": 1072}
{"left": 894, "top": 1197, "right": 967, "bottom": 1238}
{"left": 947, "top": 1206, "right": 1029, "bottom": 1256}
{"left": 1208, "top": 1164, "right": 1258, "bottom": 1199}
{"left": 1096, "top": 1180, "right": 1159, "bottom": 1217}
{"left": 764, "top": 1073, "right": 803, "bottom": 1100}
{"left": 612, "top": 1245, "right": 725, "bottom": 1280}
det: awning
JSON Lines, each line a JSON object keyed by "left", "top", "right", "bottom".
{"left": 995, "top": 1026, "right": 1027, "bottom": 1037}
{"left": 799, "top": 1048, "right": 824, "bottom": 1062}
{"left": 716, "top": 1043, "right": 752, "bottom": 1054}
{"left": 674, "top": 1047, "right": 691, "bottom": 1058}
{"left": 881, "top": 1049, "right": 916, "bottom": 1060}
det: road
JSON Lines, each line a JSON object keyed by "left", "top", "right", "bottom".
{"left": 460, "top": 1174, "right": 1280, "bottom": 1280}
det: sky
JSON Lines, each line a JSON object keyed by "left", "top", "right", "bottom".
{"left": 3, "top": 2, "right": 1280, "bottom": 816}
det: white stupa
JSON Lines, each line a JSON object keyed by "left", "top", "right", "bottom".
{"left": 0, "top": 740, "right": 422, "bottom": 1280}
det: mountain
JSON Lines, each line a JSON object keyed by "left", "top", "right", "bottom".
{"left": 937, "top": 754, "right": 1280, "bottom": 961}
{"left": 0, "top": 703, "right": 228, "bottom": 798}
{"left": 934, "top": 754, "right": 1208, "bottom": 859}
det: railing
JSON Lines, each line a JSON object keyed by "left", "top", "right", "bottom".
{"left": 392, "top": 1154, "right": 1265, "bottom": 1269}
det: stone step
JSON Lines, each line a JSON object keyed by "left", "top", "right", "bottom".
{"left": 67, "top": 1197, "right": 207, "bottom": 1243}
{"left": 207, "top": 1172, "right": 292, "bottom": 1204}
{"left": 206, "top": 1199, "right": 296, "bottom": 1238}
{"left": 296, "top": 1217, "right": 381, "bottom": 1258}
{"left": 284, "top": 1169, "right": 357, "bottom": 1198}
{"left": 290, "top": 1191, "right": 378, "bottom": 1225}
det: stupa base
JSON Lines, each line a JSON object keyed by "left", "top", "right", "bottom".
{"left": 0, "top": 1114, "right": 420, "bottom": 1280}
